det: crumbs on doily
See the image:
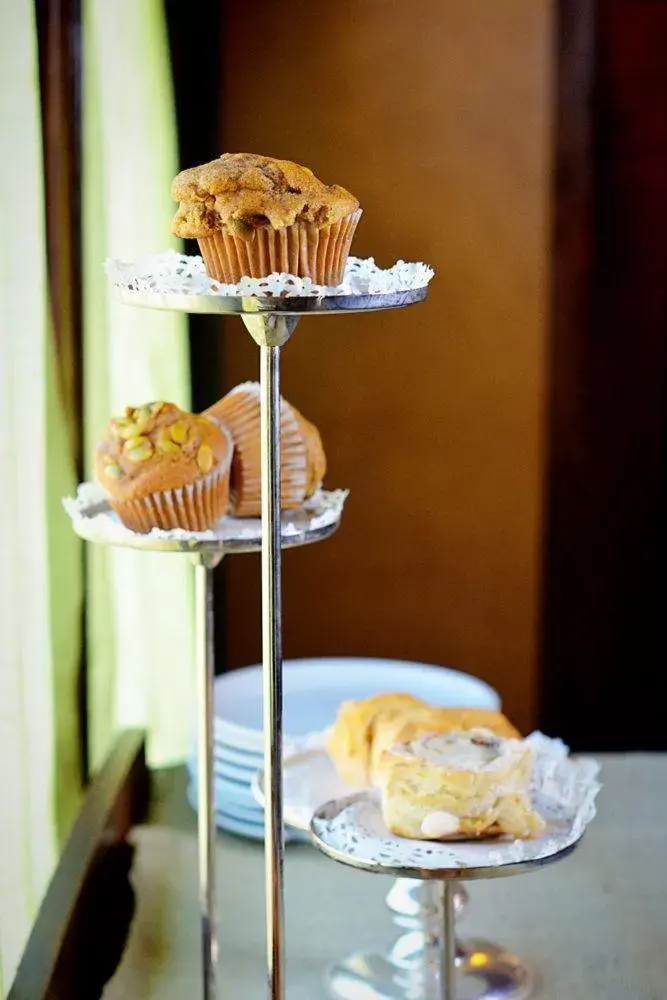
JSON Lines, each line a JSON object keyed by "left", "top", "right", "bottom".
{"left": 105, "top": 251, "right": 434, "bottom": 299}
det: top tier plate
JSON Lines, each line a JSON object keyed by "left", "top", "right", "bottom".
{"left": 116, "top": 284, "right": 429, "bottom": 316}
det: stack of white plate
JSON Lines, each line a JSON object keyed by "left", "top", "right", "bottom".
{"left": 186, "top": 657, "right": 500, "bottom": 841}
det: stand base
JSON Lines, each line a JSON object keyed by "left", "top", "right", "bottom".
{"left": 326, "top": 938, "right": 535, "bottom": 1000}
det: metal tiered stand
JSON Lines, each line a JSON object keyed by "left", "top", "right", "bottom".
{"left": 69, "top": 264, "right": 594, "bottom": 1000}
{"left": 71, "top": 279, "right": 428, "bottom": 1000}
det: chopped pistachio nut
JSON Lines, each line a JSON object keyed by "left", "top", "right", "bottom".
{"left": 117, "top": 421, "right": 139, "bottom": 440}
{"left": 125, "top": 440, "right": 154, "bottom": 462}
{"left": 124, "top": 435, "right": 149, "bottom": 452}
{"left": 170, "top": 420, "right": 190, "bottom": 444}
{"left": 196, "top": 444, "right": 214, "bottom": 474}
{"left": 104, "top": 461, "right": 122, "bottom": 478}
{"left": 156, "top": 428, "right": 180, "bottom": 454}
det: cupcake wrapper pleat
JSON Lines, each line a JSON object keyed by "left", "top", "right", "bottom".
{"left": 110, "top": 460, "right": 231, "bottom": 534}
{"left": 205, "top": 385, "right": 311, "bottom": 518}
{"left": 198, "top": 209, "right": 362, "bottom": 285}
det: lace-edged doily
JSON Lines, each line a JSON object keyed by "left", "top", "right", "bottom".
{"left": 105, "top": 251, "right": 434, "bottom": 299}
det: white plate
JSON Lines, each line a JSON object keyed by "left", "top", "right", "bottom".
{"left": 187, "top": 754, "right": 260, "bottom": 787}
{"left": 185, "top": 769, "right": 261, "bottom": 810}
{"left": 186, "top": 782, "right": 304, "bottom": 843}
{"left": 213, "top": 798, "right": 263, "bottom": 823}
{"left": 213, "top": 743, "right": 262, "bottom": 768}
{"left": 213, "top": 658, "right": 500, "bottom": 754}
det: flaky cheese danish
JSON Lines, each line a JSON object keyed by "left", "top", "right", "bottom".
{"left": 376, "top": 728, "right": 545, "bottom": 841}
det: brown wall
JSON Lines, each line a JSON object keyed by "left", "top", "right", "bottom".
{"left": 219, "top": 1, "right": 551, "bottom": 732}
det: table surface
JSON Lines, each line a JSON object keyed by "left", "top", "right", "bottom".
{"left": 104, "top": 754, "right": 666, "bottom": 1000}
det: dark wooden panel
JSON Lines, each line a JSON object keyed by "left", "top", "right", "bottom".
{"left": 542, "top": 1, "right": 667, "bottom": 749}
{"left": 218, "top": 0, "right": 552, "bottom": 733}
{"left": 165, "top": 1, "right": 229, "bottom": 673}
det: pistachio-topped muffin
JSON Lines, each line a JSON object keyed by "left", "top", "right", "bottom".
{"left": 172, "top": 152, "right": 362, "bottom": 285}
{"left": 95, "top": 402, "right": 232, "bottom": 533}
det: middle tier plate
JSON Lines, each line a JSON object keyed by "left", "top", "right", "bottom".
{"left": 63, "top": 484, "right": 348, "bottom": 555}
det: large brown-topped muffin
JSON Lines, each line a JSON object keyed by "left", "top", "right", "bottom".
{"left": 95, "top": 402, "right": 232, "bottom": 533}
{"left": 171, "top": 152, "right": 361, "bottom": 285}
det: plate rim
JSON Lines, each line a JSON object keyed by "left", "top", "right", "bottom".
{"left": 309, "top": 790, "right": 585, "bottom": 881}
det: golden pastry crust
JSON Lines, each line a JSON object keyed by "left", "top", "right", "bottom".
{"left": 95, "top": 402, "right": 231, "bottom": 503}
{"left": 328, "top": 695, "right": 521, "bottom": 791}
{"left": 203, "top": 383, "right": 326, "bottom": 517}
{"left": 370, "top": 708, "right": 520, "bottom": 786}
{"left": 327, "top": 693, "right": 427, "bottom": 788}
{"left": 377, "top": 729, "right": 545, "bottom": 841}
{"left": 172, "top": 152, "right": 360, "bottom": 239}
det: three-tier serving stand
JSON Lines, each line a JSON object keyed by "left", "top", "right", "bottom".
{"left": 70, "top": 271, "right": 587, "bottom": 1000}
{"left": 71, "top": 280, "right": 428, "bottom": 1000}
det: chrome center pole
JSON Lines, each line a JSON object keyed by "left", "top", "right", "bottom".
{"left": 260, "top": 338, "right": 286, "bottom": 1000}
{"left": 194, "top": 555, "right": 220, "bottom": 1000}
{"left": 242, "top": 310, "right": 300, "bottom": 1000}
{"left": 439, "top": 881, "right": 457, "bottom": 1000}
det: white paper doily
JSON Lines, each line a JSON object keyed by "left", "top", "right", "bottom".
{"left": 62, "top": 481, "right": 348, "bottom": 550}
{"left": 252, "top": 746, "right": 347, "bottom": 831}
{"left": 304, "top": 734, "right": 601, "bottom": 874}
{"left": 105, "top": 251, "right": 434, "bottom": 299}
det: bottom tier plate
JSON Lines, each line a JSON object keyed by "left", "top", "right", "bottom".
{"left": 310, "top": 790, "right": 585, "bottom": 880}
{"left": 308, "top": 735, "right": 601, "bottom": 879}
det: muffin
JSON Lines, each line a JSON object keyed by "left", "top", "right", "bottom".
{"left": 327, "top": 696, "right": 521, "bottom": 790}
{"left": 203, "top": 383, "right": 326, "bottom": 518}
{"left": 95, "top": 401, "right": 232, "bottom": 533}
{"left": 172, "top": 152, "right": 362, "bottom": 285}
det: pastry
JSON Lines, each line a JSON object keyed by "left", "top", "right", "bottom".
{"left": 327, "top": 693, "right": 427, "bottom": 788}
{"left": 328, "top": 693, "right": 521, "bottom": 790}
{"left": 204, "top": 383, "right": 326, "bottom": 517}
{"left": 172, "top": 152, "right": 362, "bottom": 285}
{"left": 370, "top": 707, "right": 520, "bottom": 786}
{"left": 95, "top": 401, "right": 232, "bottom": 533}
{"left": 376, "top": 727, "right": 545, "bottom": 841}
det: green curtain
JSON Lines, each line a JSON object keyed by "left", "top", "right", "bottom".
{"left": 0, "top": 0, "right": 83, "bottom": 988}
{"left": 83, "top": 0, "right": 194, "bottom": 770}
{"left": 0, "top": 0, "right": 192, "bottom": 988}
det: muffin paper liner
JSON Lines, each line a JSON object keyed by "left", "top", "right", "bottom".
{"left": 197, "top": 209, "right": 362, "bottom": 285}
{"left": 109, "top": 457, "right": 231, "bottom": 534}
{"left": 205, "top": 385, "right": 310, "bottom": 518}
